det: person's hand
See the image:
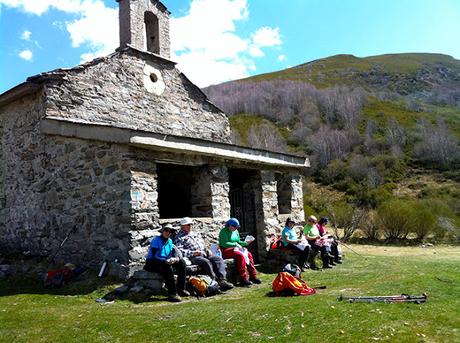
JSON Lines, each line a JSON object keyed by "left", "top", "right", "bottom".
{"left": 193, "top": 250, "right": 202, "bottom": 256}
{"left": 167, "top": 257, "right": 179, "bottom": 265}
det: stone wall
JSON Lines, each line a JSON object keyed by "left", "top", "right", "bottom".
{"left": 42, "top": 51, "right": 232, "bottom": 143}
{"left": 290, "top": 174, "right": 305, "bottom": 223}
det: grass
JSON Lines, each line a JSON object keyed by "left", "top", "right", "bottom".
{"left": 238, "top": 53, "right": 460, "bottom": 89}
{"left": 361, "top": 98, "right": 432, "bottom": 131}
{"left": 1, "top": 245, "right": 459, "bottom": 342}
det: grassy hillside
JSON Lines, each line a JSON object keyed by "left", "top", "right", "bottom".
{"left": 239, "top": 53, "right": 460, "bottom": 94}
{"left": 205, "top": 53, "right": 460, "bottom": 242}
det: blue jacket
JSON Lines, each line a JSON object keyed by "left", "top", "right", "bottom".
{"left": 146, "top": 236, "right": 173, "bottom": 261}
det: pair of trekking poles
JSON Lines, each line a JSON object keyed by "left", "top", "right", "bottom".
{"left": 338, "top": 293, "right": 427, "bottom": 304}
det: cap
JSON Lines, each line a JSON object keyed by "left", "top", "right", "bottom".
{"left": 180, "top": 217, "right": 193, "bottom": 226}
{"left": 160, "top": 223, "right": 178, "bottom": 232}
{"left": 226, "top": 218, "right": 240, "bottom": 228}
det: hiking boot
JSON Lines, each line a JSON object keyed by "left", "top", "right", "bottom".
{"left": 335, "top": 260, "right": 343, "bottom": 264}
{"left": 218, "top": 279, "right": 234, "bottom": 291}
{"left": 167, "top": 294, "right": 182, "bottom": 302}
{"left": 239, "top": 279, "right": 252, "bottom": 287}
{"left": 249, "top": 277, "right": 262, "bottom": 285}
{"left": 178, "top": 289, "right": 190, "bottom": 297}
{"left": 323, "top": 265, "right": 333, "bottom": 269}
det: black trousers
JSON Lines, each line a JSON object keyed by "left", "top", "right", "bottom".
{"left": 285, "top": 244, "right": 309, "bottom": 267}
{"left": 331, "top": 241, "right": 340, "bottom": 262}
{"left": 190, "top": 255, "right": 227, "bottom": 280}
{"left": 308, "top": 241, "right": 330, "bottom": 267}
{"left": 144, "top": 258, "right": 187, "bottom": 295}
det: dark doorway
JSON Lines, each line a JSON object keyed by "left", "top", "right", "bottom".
{"left": 157, "top": 164, "right": 192, "bottom": 218}
{"left": 229, "top": 168, "right": 260, "bottom": 261}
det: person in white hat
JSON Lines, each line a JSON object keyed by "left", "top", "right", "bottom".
{"left": 144, "top": 224, "right": 190, "bottom": 302}
{"left": 174, "top": 217, "right": 234, "bottom": 291}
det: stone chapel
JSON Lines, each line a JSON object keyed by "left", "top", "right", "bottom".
{"left": 0, "top": 0, "right": 309, "bottom": 278}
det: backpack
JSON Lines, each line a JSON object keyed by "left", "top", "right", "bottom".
{"left": 272, "top": 272, "right": 316, "bottom": 296}
{"left": 188, "top": 275, "right": 220, "bottom": 297}
{"left": 283, "top": 264, "right": 301, "bottom": 278}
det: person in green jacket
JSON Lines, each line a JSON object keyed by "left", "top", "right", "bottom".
{"left": 219, "top": 218, "right": 261, "bottom": 286}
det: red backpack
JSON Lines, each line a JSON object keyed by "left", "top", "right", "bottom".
{"left": 272, "top": 272, "right": 316, "bottom": 296}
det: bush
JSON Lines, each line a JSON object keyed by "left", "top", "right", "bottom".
{"left": 327, "top": 201, "right": 366, "bottom": 241}
{"left": 359, "top": 209, "right": 381, "bottom": 240}
{"left": 376, "top": 199, "right": 414, "bottom": 239}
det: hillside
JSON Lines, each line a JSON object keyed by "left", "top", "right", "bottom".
{"left": 237, "top": 53, "right": 460, "bottom": 97}
{"left": 204, "top": 53, "right": 460, "bottom": 242}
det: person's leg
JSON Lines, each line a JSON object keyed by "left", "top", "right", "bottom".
{"left": 208, "top": 255, "right": 227, "bottom": 280}
{"left": 286, "top": 244, "right": 307, "bottom": 269}
{"left": 221, "top": 248, "right": 249, "bottom": 282}
{"left": 246, "top": 252, "right": 261, "bottom": 284}
{"left": 174, "top": 258, "right": 188, "bottom": 293}
{"left": 320, "top": 246, "right": 331, "bottom": 268}
{"left": 209, "top": 255, "right": 234, "bottom": 290}
{"left": 155, "top": 262, "right": 176, "bottom": 295}
{"left": 191, "top": 256, "right": 216, "bottom": 279}
{"left": 331, "top": 242, "right": 341, "bottom": 263}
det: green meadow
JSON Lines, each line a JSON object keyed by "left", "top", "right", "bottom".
{"left": 1, "top": 245, "right": 459, "bottom": 342}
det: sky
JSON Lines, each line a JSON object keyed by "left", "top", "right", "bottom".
{"left": 1, "top": 0, "right": 460, "bottom": 93}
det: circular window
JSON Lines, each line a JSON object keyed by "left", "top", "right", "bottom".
{"left": 149, "top": 73, "right": 158, "bottom": 83}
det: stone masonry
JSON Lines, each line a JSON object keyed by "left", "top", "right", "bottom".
{"left": 0, "top": 0, "right": 308, "bottom": 279}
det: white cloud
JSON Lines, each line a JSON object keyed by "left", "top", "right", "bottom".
{"left": 0, "top": 0, "right": 85, "bottom": 16}
{"left": 251, "top": 26, "right": 281, "bottom": 48}
{"left": 18, "top": 49, "right": 32, "bottom": 61}
{"left": 2, "top": 0, "right": 283, "bottom": 86}
{"left": 0, "top": 0, "right": 118, "bottom": 62}
{"left": 65, "top": 1, "right": 118, "bottom": 62}
{"left": 171, "top": 0, "right": 283, "bottom": 87}
{"left": 21, "top": 29, "right": 31, "bottom": 40}
{"left": 277, "top": 54, "right": 286, "bottom": 62}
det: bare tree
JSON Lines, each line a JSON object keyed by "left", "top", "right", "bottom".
{"left": 385, "top": 118, "right": 406, "bottom": 158}
{"left": 247, "top": 122, "right": 288, "bottom": 153}
{"left": 309, "top": 126, "right": 352, "bottom": 166}
{"left": 414, "top": 118, "right": 459, "bottom": 167}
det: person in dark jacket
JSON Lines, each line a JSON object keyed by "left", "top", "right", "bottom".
{"left": 144, "top": 224, "right": 189, "bottom": 302}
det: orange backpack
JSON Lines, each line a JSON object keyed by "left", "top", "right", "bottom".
{"left": 272, "top": 272, "right": 316, "bottom": 296}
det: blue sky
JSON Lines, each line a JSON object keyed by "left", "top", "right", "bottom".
{"left": 1, "top": 0, "right": 460, "bottom": 93}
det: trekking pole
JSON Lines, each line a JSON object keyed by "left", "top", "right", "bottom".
{"left": 339, "top": 242, "right": 367, "bottom": 259}
{"left": 338, "top": 293, "right": 427, "bottom": 304}
{"left": 50, "top": 225, "right": 78, "bottom": 263}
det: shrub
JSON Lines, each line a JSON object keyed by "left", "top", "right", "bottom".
{"left": 376, "top": 199, "right": 414, "bottom": 239}
{"left": 327, "top": 201, "right": 366, "bottom": 241}
{"left": 359, "top": 209, "right": 380, "bottom": 240}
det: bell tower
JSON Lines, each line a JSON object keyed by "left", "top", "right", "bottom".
{"left": 117, "top": 0, "right": 171, "bottom": 59}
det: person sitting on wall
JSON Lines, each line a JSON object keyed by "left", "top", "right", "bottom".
{"left": 281, "top": 218, "right": 310, "bottom": 270}
{"left": 174, "top": 217, "right": 234, "bottom": 291}
{"left": 219, "top": 218, "right": 261, "bottom": 287}
{"left": 144, "top": 224, "right": 190, "bottom": 302}
{"left": 317, "top": 217, "right": 341, "bottom": 265}
{"left": 302, "top": 215, "right": 332, "bottom": 269}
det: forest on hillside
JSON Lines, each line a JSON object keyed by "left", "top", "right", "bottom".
{"left": 204, "top": 59, "right": 460, "bottom": 242}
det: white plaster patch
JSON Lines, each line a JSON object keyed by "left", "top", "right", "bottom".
{"left": 143, "top": 62, "right": 165, "bottom": 95}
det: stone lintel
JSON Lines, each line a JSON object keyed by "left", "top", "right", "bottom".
{"left": 40, "top": 118, "right": 310, "bottom": 169}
